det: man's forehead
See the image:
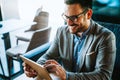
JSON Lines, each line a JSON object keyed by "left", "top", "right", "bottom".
{"left": 64, "top": 4, "right": 83, "bottom": 15}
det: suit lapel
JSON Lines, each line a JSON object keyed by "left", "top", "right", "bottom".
{"left": 66, "top": 28, "right": 94, "bottom": 71}
{"left": 65, "top": 20, "right": 96, "bottom": 71}
{"left": 64, "top": 28, "right": 74, "bottom": 70}
{"left": 78, "top": 34, "right": 94, "bottom": 70}
{"left": 78, "top": 20, "right": 95, "bottom": 71}
{"left": 67, "top": 31, "right": 74, "bottom": 61}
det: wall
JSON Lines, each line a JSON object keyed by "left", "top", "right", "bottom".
{"left": 0, "top": 0, "right": 20, "bottom": 20}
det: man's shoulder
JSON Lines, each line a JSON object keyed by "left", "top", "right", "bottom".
{"left": 55, "top": 25, "right": 71, "bottom": 38}
{"left": 92, "top": 20, "right": 112, "bottom": 32}
{"left": 58, "top": 25, "right": 68, "bottom": 30}
{"left": 57, "top": 25, "right": 69, "bottom": 33}
{"left": 93, "top": 20, "right": 115, "bottom": 38}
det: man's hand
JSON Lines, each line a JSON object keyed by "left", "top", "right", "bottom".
{"left": 44, "top": 60, "right": 66, "bottom": 80}
{"left": 22, "top": 62, "right": 37, "bottom": 78}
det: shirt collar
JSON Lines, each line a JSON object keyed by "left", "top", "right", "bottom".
{"left": 82, "top": 21, "right": 92, "bottom": 37}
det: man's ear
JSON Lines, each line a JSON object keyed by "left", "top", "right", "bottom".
{"left": 87, "top": 9, "right": 93, "bottom": 19}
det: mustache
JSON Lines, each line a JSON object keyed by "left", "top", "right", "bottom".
{"left": 70, "top": 23, "right": 78, "bottom": 26}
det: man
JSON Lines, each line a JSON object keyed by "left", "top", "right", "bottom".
{"left": 23, "top": 0, "right": 116, "bottom": 80}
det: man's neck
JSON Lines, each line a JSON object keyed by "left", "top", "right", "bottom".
{"left": 76, "top": 32, "right": 83, "bottom": 37}
{"left": 76, "top": 20, "right": 91, "bottom": 37}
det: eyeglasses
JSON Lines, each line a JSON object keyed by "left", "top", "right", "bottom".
{"left": 62, "top": 8, "right": 88, "bottom": 22}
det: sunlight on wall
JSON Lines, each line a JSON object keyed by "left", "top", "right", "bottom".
{"left": 18, "top": 0, "right": 64, "bottom": 28}
{"left": 18, "top": 0, "right": 41, "bottom": 21}
{"left": 40, "top": 0, "right": 65, "bottom": 27}
{"left": 1, "top": 0, "right": 20, "bottom": 20}
{"left": 18, "top": 0, "right": 65, "bottom": 41}
{"left": 40, "top": 0, "right": 65, "bottom": 41}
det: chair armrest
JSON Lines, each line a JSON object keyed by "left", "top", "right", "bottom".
{"left": 23, "top": 42, "right": 51, "bottom": 61}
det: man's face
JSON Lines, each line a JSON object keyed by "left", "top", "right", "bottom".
{"left": 63, "top": 4, "right": 91, "bottom": 34}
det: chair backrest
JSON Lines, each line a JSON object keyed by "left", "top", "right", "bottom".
{"left": 26, "top": 27, "right": 51, "bottom": 52}
{"left": 28, "top": 9, "right": 49, "bottom": 31}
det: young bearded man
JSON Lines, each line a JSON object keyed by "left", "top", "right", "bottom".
{"left": 23, "top": 0, "right": 116, "bottom": 80}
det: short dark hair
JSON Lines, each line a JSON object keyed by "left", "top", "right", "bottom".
{"left": 64, "top": 0, "right": 92, "bottom": 9}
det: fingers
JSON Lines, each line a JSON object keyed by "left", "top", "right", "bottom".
{"left": 44, "top": 60, "right": 66, "bottom": 80}
{"left": 45, "top": 59, "right": 59, "bottom": 65}
{"left": 24, "top": 69, "right": 37, "bottom": 78}
{"left": 44, "top": 60, "right": 60, "bottom": 73}
{"left": 44, "top": 63, "right": 59, "bottom": 73}
{"left": 22, "top": 62, "right": 37, "bottom": 78}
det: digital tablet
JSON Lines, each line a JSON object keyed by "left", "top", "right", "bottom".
{"left": 20, "top": 55, "right": 52, "bottom": 80}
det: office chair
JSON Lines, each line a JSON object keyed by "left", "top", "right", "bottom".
{"left": 15, "top": 8, "right": 49, "bottom": 44}
{"left": 6, "top": 27, "right": 51, "bottom": 78}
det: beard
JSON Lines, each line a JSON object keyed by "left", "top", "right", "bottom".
{"left": 68, "top": 23, "right": 84, "bottom": 34}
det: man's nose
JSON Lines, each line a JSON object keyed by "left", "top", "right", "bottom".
{"left": 66, "top": 19, "right": 74, "bottom": 26}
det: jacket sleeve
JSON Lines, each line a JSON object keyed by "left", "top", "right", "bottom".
{"left": 37, "top": 27, "right": 62, "bottom": 64}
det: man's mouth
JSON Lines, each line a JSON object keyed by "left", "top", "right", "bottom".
{"left": 69, "top": 25, "right": 78, "bottom": 31}
{"left": 70, "top": 24, "right": 78, "bottom": 27}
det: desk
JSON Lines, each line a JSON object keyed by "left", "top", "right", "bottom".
{"left": 0, "top": 19, "right": 36, "bottom": 50}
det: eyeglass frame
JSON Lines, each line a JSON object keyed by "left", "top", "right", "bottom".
{"left": 62, "top": 8, "right": 88, "bottom": 22}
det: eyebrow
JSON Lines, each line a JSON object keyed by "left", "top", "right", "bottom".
{"left": 65, "top": 8, "right": 88, "bottom": 17}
